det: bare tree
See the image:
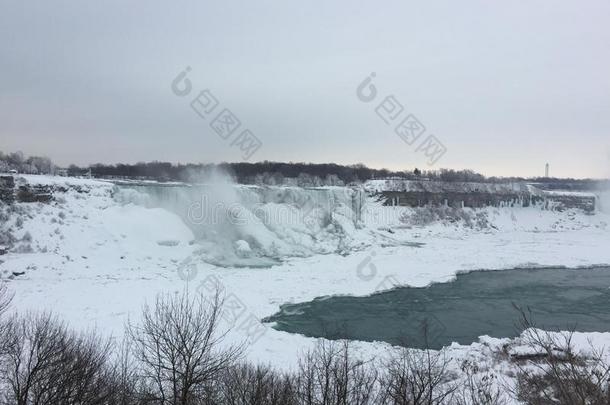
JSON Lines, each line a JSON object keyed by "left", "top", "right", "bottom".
{"left": 127, "top": 289, "right": 243, "bottom": 405}
{"left": 512, "top": 307, "right": 610, "bottom": 405}
{"left": 0, "top": 312, "right": 115, "bottom": 405}
{"left": 454, "top": 360, "right": 507, "bottom": 405}
{"left": 0, "top": 312, "right": 68, "bottom": 405}
{"left": 220, "top": 363, "right": 297, "bottom": 405}
{"left": 295, "top": 339, "right": 378, "bottom": 405}
{"left": 0, "top": 284, "right": 13, "bottom": 357}
{"left": 0, "top": 284, "right": 11, "bottom": 318}
{"left": 377, "top": 348, "right": 456, "bottom": 405}
{"left": 105, "top": 337, "right": 141, "bottom": 405}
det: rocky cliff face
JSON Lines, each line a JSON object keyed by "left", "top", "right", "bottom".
{"left": 0, "top": 176, "right": 15, "bottom": 204}
{"left": 16, "top": 184, "right": 54, "bottom": 203}
{"left": 375, "top": 181, "right": 597, "bottom": 212}
{"left": 0, "top": 176, "right": 64, "bottom": 204}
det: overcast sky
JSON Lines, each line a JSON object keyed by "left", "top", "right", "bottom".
{"left": 1, "top": 1, "right": 609, "bottom": 178}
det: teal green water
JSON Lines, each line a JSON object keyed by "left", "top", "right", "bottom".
{"left": 263, "top": 267, "right": 610, "bottom": 349}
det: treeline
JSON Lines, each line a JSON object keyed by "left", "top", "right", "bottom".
{"left": 1, "top": 284, "right": 609, "bottom": 404}
{"left": 0, "top": 151, "right": 54, "bottom": 175}
{"left": 3, "top": 150, "right": 608, "bottom": 189}
{"left": 1, "top": 150, "right": 483, "bottom": 184}
{"left": 82, "top": 162, "right": 610, "bottom": 190}
{"left": 86, "top": 161, "right": 410, "bottom": 184}
{"left": 75, "top": 162, "right": 497, "bottom": 185}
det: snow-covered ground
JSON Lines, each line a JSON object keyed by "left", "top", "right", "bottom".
{"left": 1, "top": 174, "right": 610, "bottom": 398}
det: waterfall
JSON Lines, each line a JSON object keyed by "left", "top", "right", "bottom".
{"left": 113, "top": 183, "right": 363, "bottom": 266}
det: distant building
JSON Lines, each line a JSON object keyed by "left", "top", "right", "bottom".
{"left": 545, "top": 163, "right": 549, "bottom": 178}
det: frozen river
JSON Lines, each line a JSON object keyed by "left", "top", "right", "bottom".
{"left": 265, "top": 266, "right": 610, "bottom": 349}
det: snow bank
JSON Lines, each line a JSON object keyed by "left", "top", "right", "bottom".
{"left": 16, "top": 174, "right": 110, "bottom": 188}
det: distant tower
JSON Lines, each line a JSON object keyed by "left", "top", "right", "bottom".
{"left": 545, "top": 163, "right": 549, "bottom": 178}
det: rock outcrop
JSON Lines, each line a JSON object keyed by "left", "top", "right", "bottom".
{"left": 374, "top": 180, "right": 596, "bottom": 212}
{"left": 16, "top": 185, "right": 53, "bottom": 203}
{"left": 0, "top": 176, "right": 15, "bottom": 203}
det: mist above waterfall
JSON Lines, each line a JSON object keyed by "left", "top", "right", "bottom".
{"left": 115, "top": 170, "right": 366, "bottom": 267}
{"left": 597, "top": 155, "right": 610, "bottom": 213}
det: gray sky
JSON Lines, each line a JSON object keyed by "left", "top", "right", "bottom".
{"left": 1, "top": 1, "right": 609, "bottom": 178}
